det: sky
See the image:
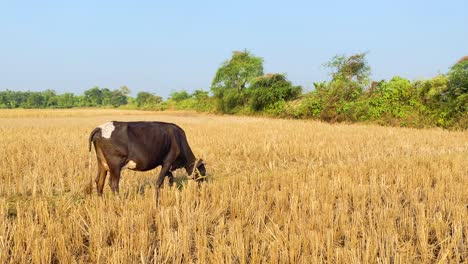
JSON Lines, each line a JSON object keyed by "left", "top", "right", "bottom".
{"left": 1, "top": 0, "right": 467, "bottom": 98}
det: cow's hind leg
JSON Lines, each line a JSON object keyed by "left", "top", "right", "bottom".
{"left": 108, "top": 166, "right": 121, "bottom": 194}
{"left": 95, "top": 164, "right": 107, "bottom": 196}
{"left": 108, "top": 159, "right": 125, "bottom": 194}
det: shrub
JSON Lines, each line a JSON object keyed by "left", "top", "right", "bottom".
{"left": 247, "top": 74, "right": 301, "bottom": 112}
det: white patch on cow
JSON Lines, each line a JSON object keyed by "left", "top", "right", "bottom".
{"left": 98, "top": 122, "right": 115, "bottom": 139}
{"left": 122, "top": 160, "right": 137, "bottom": 170}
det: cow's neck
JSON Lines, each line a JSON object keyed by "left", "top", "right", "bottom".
{"left": 184, "top": 152, "right": 197, "bottom": 175}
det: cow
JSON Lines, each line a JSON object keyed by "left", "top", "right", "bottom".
{"left": 88, "top": 121, "right": 206, "bottom": 199}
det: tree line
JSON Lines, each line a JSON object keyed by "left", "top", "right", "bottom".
{"left": 1, "top": 51, "right": 466, "bottom": 129}
{"left": 0, "top": 86, "right": 130, "bottom": 109}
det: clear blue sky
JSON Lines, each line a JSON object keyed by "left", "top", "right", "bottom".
{"left": 1, "top": 0, "right": 467, "bottom": 97}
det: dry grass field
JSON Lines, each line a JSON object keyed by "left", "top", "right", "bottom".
{"left": 0, "top": 109, "right": 466, "bottom": 263}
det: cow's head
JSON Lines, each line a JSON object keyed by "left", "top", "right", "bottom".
{"left": 188, "top": 158, "right": 206, "bottom": 180}
{"left": 195, "top": 159, "right": 206, "bottom": 177}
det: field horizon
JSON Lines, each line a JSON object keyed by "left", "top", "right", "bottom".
{"left": 0, "top": 109, "right": 466, "bottom": 263}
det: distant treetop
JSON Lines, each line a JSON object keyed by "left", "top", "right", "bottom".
{"left": 457, "top": 56, "right": 468, "bottom": 64}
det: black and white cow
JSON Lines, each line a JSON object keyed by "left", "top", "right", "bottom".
{"left": 88, "top": 121, "right": 206, "bottom": 198}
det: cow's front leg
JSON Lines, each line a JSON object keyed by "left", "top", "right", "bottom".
{"left": 155, "top": 161, "right": 173, "bottom": 203}
{"left": 166, "top": 171, "right": 174, "bottom": 187}
{"left": 156, "top": 163, "right": 171, "bottom": 189}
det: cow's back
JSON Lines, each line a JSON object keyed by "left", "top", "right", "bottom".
{"left": 125, "top": 122, "right": 189, "bottom": 171}
{"left": 91, "top": 121, "right": 192, "bottom": 172}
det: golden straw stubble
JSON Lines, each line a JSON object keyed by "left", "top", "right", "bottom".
{"left": 0, "top": 109, "right": 466, "bottom": 263}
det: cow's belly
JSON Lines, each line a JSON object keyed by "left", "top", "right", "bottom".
{"left": 123, "top": 157, "right": 161, "bottom": 172}
{"left": 126, "top": 142, "right": 168, "bottom": 171}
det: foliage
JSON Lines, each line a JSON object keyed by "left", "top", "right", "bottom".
{"left": 83, "top": 86, "right": 103, "bottom": 106}
{"left": 211, "top": 50, "right": 264, "bottom": 112}
{"left": 135, "top": 92, "right": 163, "bottom": 109}
{"left": 56, "top": 93, "right": 76, "bottom": 108}
{"left": 0, "top": 86, "right": 131, "bottom": 109}
{"left": 324, "top": 52, "right": 371, "bottom": 84}
{"left": 248, "top": 74, "right": 302, "bottom": 112}
{"left": 445, "top": 59, "right": 468, "bottom": 126}
{"left": 367, "top": 76, "right": 418, "bottom": 119}
{"left": 0, "top": 51, "right": 466, "bottom": 129}
{"left": 82, "top": 86, "right": 129, "bottom": 107}
{"left": 166, "top": 89, "right": 215, "bottom": 112}
{"left": 109, "top": 89, "right": 128, "bottom": 107}
{"left": 302, "top": 53, "right": 370, "bottom": 122}
{"left": 447, "top": 57, "right": 468, "bottom": 99}
{"left": 169, "top": 90, "right": 190, "bottom": 102}
{"left": 0, "top": 90, "right": 60, "bottom": 109}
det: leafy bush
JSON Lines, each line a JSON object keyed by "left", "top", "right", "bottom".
{"left": 367, "top": 76, "right": 418, "bottom": 118}
{"left": 302, "top": 79, "right": 363, "bottom": 122}
{"left": 166, "top": 90, "right": 215, "bottom": 112}
{"left": 169, "top": 90, "right": 190, "bottom": 102}
{"left": 445, "top": 58, "right": 468, "bottom": 127}
{"left": 220, "top": 89, "right": 247, "bottom": 113}
{"left": 1, "top": 51, "right": 466, "bottom": 130}
{"left": 247, "top": 74, "right": 301, "bottom": 112}
{"left": 135, "top": 92, "right": 163, "bottom": 109}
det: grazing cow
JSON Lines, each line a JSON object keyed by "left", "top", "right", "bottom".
{"left": 88, "top": 121, "right": 206, "bottom": 198}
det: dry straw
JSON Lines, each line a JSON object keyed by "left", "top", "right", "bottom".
{"left": 0, "top": 109, "right": 466, "bottom": 263}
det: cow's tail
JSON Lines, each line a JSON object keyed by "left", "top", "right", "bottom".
{"left": 88, "top": 127, "right": 101, "bottom": 152}
{"left": 87, "top": 127, "right": 101, "bottom": 194}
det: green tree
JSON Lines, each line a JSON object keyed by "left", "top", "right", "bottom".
{"left": 136, "top": 91, "right": 162, "bottom": 108}
{"left": 304, "top": 53, "right": 371, "bottom": 122}
{"left": 325, "top": 52, "right": 371, "bottom": 84}
{"left": 0, "top": 90, "right": 21, "bottom": 108}
{"left": 437, "top": 57, "right": 468, "bottom": 127}
{"left": 191, "top": 89, "right": 213, "bottom": 111}
{"left": 248, "top": 74, "right": 302, "bottom": 112}
{"left": 136, "top": 92, "right": 153, "bottom": 107}
{"left": 42, "top": 89, "right": 57, "bottom": 108}
{"left": 0, "top": 91, "right": 6, "bottom": 108}
{"left": 169, "top": 90, "right": 190, "bottom": 102}
{"left": 7, "top": 90, "right": 26, "bottom": 108}
{"left": 23, "top": 92, "right": 45, "bottom": 108}
{"left": 211, "top": 50, "right": 264, "bottom": 112}
{"left": 119, "top": 85, "right": 131, "bottom": 96}
{"left": 447, "top": 56, "right": 468, "bottom": 99}
{"left": 192, "top": 89, "right": 209, "bottom": 101}
{"left": 110, "top": 89, "right": 128, "bottom": 107}
{"left": 83, "top": 86, "right": 103, "bottom": 106}
{"left": 101, "top": 88, "right": 113, "bottom": 106}
{"left": 56, "top": 93, "right": 76, "bottom": 108}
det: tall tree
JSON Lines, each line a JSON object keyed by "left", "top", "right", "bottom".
{"left": 136, "top": 91, "right": 162, "bottom": 107}
{"left": 101, "top": 88, "right": 113, "bottom": 106}
{"left": 56, "top": 93, "right": 76, "bottom": 108}
{"left": 211, "top": 50, "right": 264, "bottom": 112}
{"left": 83, "top": 86, "right": 103, "bottom": 106}
{"left": 42, "top": 89, "right": 57, "bottom": 107}
{"left": 169, "top": 90, "right": 190, "bottom": 102}
{"left": 119, "top": 85, "right": 131, "bottom": 96}
{"left": 325, "top": 52, "right": 371, "bottom": 85}
{"left": 447, "top": 56, "right": 468, "bottom": 99}
{"left": 110, "top": 89, "right": 127, "bottom": 107}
